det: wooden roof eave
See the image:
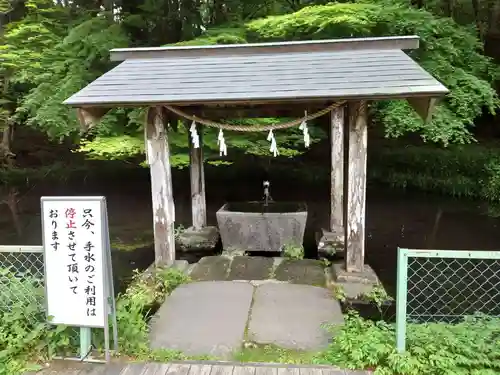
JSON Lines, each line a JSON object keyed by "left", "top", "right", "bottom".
{"left": 109, "top": 36, "right": 420, "bottom": 61}
{"left": 73, "top": 92, "right": 447, "bottom": 129}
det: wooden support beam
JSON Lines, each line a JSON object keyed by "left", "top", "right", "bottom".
{"left": 330, "top": 105, "right": 344, "bottom": 231}
{"left": 407, "top": 97, "right": 438, "bottom": 123}
{"left": 188, "top": 121, "right": 207, "bottom": 230}
{"left": 76, "top": 107, "right": 109, "bottom": 133}
{"left": 146, "top": 106, "right": 175, "bottom": 266}
{"left": 345, "top": 100, "right": 368, "bottom": 273}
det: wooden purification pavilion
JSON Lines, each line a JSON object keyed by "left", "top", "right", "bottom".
{"left": 64, "top": 36, "right": 448, "bottom": 278}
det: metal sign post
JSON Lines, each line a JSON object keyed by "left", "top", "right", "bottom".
{"left": 40, "top": 196, "right": 118, "bottom": 363}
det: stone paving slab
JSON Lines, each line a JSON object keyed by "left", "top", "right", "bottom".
{"left": 189, "top": 256, "right": 230, "bottom": 281}
{"left": 227, "top": 256, "right": 274, "bottom": 281}
{"left": 149, "top": 281, "right": 254, "bottom": 358}
{"left": 188, "top": 257, "right": 328, "bottom": 287}
{"left": 247, "top": 283, "right": 344, "bottom": 350}
{"left": 274, "top": 259, "right": 326, "bottom": 286}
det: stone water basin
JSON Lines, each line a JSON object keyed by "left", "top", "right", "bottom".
{"left": 216, "top": 201, "right": 307, "bottom": 253}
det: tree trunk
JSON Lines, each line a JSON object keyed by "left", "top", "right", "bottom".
{"left": 491, "top": 0, "right": 500, "bottom": 34}
{"left": 471, "top": 0, "right": 484, "bottom": 40}
{"left": 212, "top": 0, "right": 227, "bottom": 24}
{"left": 1, "top": 123, "right": 22, "bottom": 237}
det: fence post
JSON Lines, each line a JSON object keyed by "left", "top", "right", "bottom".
{"left": 396, "top": 247, "right": 409, "bottom": 352}
{"left": 80, "top": 327, "right": 92, "bottom": 359}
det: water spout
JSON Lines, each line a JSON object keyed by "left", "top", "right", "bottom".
{"left": 263, "top": 180, "right": 272, "bottom": 207}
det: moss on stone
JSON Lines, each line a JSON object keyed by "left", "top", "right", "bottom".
{"left": 227, "top": 256, "right": 274, "bottom": 281}
{"left": 190, "top": 256, "right": 231, "bottom": 281}
{"left": 274, "top": 259, "right": 326, "bottom": 286}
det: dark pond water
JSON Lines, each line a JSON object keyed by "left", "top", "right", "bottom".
{"left": 1, "top": 166, "right": 499, "bottom": 296}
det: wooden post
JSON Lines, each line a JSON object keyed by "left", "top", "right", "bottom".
{"left": 145, "top": 106, "right": 175, "bottom": 266}
{"left": 345, "top": 101, "right": 368, "bottom": 273}
{"left": 330, "top": 106, "right": 344, "bottom": 231}
{"left": 188, "top": 122, "right": 207, "bottom": 230}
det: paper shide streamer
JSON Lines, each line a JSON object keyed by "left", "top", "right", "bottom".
{"left": 217, "top": 128, "right": 227, "bottom": 156}
{"left": 298, "top": 111, "right": 310, "bottom": 148}
{"left": 267, "top": 129, "right": 279, "bottom": 157}
{"left": 190, "top": 121, "right": 200, "bottom": 149}
{"left": 191, "top": 111, "right": 311, "bottom": 158}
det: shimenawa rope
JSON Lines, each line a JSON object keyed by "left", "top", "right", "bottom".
{"left": 164, "top": 101, "right": 346, "bottom": 132}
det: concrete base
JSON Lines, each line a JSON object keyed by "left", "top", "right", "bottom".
{"left": 331, "top": 261, "right": 379, "bottom": 284}
{"left": 176, "top": 226, "right": 219, "bottom": 252}
{"left": 316, "top": 227, "right": 344, "bottom": 257}
{"left": 337, "top": 281, "right": 379, "bottom": 300}
{"left": 330, "top": 262, "right": 382, "bottom": 300}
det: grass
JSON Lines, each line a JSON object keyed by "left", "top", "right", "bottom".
{"left": 234, "top": 344, "right": 315, "bottom": 364}
{"left": 110, "top": 228, "right": 154, "bottom": 252}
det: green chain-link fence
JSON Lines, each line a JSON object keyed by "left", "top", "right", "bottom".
{"left": 395, "top": 248, "right": 500, "bottom": 352}
{"left": 0, "top": 245, "right": 80, "bottom": 355}
{"left": 0, "top": 246, "right": 45, "bottom": 323}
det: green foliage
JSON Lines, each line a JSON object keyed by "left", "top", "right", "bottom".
{"left": 115, "top": 267, "right": 190, "bottom": 356}
{"left": 360, "top": 284, "right": 393, "bottom": 310}
{"left": 6, "top": 0, "right": 497, "bottom": 167}
{"left": 236, "top": 313, "right": 500, "bottom": 374}
{"left": 0, "top": 162, "right": 85, "bottom": 186}
{"left": 0, "top": 265, "right": 189, "bottom": 373}
{"left": 0, "top": 0, "right": 69, "bottom": 80}
{"left": 10, "top": 11, "right": 328, "bottom": 165}
{"left": 331, "top": 283, "right": 347, "bottom": 302}
{"left": 281, "top": 241, "right": 305, "bottom": 260}
{"left": 14, "top": 16, "right": 129, "bottom": 138}
{"left": 174, "top": 224, "right": 186, "bottom": 240}
{"left": 80, "top": 116, "right": 326, "bottom": 167}
{"left": 3, "top": 262, "right": 500, "bottom": 374}
{"left": 79, "top": 135, "right": 145, "bottom": 162}
{"left": 0, "top": 268, "right": 44, "bottom": 311}
{"left": 0, "top": 268, "right": 75, "bottom": 375}
{"left": 174, "top": 27, "right": 248, "bottom": 46}
{"left": 370, "top": 143, "right": 500, "bottom": 201}
{"left": 120, "top": 0, "right": 203, "bottom": 46}
{"left": 314, "top": 313, "right": 500, "bottom": 375}
{"left": 246, "top": 1, "right": 500, "bottom": 145}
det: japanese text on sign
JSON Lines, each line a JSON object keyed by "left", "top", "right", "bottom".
{"left": 42, "top": 198, "right": 107, "bottom": 328}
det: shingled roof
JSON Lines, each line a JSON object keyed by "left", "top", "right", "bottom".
{"left": 64, "top": 36, "right": 448, "bottom": 121}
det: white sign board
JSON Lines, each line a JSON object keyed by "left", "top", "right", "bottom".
{"left": 41, "top": 197, "right": 109, "bottom": 328}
